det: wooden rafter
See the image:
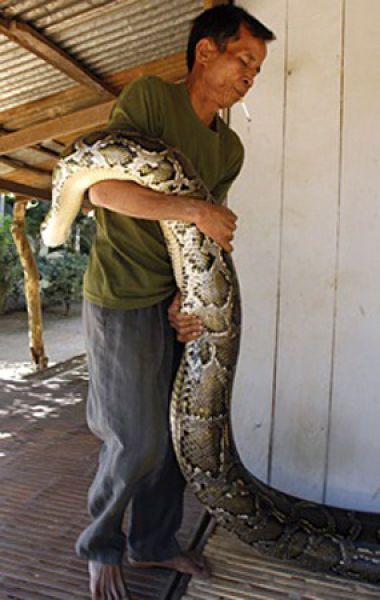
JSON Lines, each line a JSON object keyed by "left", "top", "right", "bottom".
{"left": 0, "top": 102, "right": 113, "bottom": 155}
{"left": 0, "top": 51, "right": 186, "bottom": 131}
{"left": 0, "top": 52, "right": 188, "bottom": 156}
{"left": 0, "top": 156, "right": 51, "bottom": 178}
{"left": 0, "top": 52, "right": 186, "bottom": 126}
{"left": 0, "top": 178, "right": 50, "bottom": 201}
{"left": 0, "top": 128, "right": 59, "bottom": 160}
{"left": 0, "top": 14, "right": 115, "bottom": 99}
{"left": 23, "top": 146, "right": 59, "bottom": 161}
{"left": 0, "top": 127, "right": 62, "bottom": 154}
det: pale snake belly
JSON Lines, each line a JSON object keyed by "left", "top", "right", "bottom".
{"left": 41, "top": 130, "right": 380, "bottom": 583}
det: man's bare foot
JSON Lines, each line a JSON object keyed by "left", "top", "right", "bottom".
{"left": 88, "top": 561, "right": 132, "bottom": 599}
{"left": 128, "top": 551, "right": 211, "bottom": 579}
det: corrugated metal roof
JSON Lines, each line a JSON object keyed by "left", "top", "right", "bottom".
{"left": 0, "top": 0, "right": 203, "bottom": 112}
{"left": 0, "top": 35, "right": 74, "bottom": 109}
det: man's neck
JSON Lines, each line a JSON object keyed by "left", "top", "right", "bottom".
{"left": 185, "top": 74, "right": 218, "bottom": 129}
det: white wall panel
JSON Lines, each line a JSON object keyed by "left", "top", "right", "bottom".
{"left": 269, "top": 0, "right": 342, "bottom": 501}
{"left": 230, "top": 0, "right": 287, "bottom": 483}
{"left": 326, "top": 0, "right": 380, "bottom": 511}
{"left": 231, "top": 0, "right": 380, "bottom": 510}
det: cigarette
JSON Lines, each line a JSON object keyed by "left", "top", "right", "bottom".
{"left": 240, "top": 100, "right": 252, "bottom": 123}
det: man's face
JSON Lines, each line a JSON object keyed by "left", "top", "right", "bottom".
{"left": 200, "top": 24, "right": 268, "bottom": 109}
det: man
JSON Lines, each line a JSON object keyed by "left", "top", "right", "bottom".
{"left": 76, "top": 5, "right": 274, "bottom": 599}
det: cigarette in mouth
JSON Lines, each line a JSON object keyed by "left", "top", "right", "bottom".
{"left": 240, "top": 100, "right": 252, "bottom": 123}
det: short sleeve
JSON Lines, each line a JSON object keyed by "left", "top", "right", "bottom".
{"left": 212, "top": 138, "right": 244, "bottom": 202}
{"left": 108, "top": 76, "right": 163, "bottom": 138}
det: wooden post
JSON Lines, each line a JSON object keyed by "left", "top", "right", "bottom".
{"left": 11, "top": 200, "right": 48, "bottom": 369}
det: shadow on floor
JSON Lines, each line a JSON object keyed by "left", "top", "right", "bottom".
{"left": 0, "top": 356, "right": 206, "bottom": 600}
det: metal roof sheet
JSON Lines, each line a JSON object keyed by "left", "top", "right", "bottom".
{"left": 0, "top": 0, "right": 203, "bottom": 112}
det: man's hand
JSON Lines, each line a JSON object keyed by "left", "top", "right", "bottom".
{"left": 194, "top": 203, "right": 238, "bottom": 253}
{"left": 168, "top": 291, "right": 204, "bottom": 342}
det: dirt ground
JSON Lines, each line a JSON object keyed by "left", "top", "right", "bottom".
{"left": 0, "top": 302, "right": 84, "bottom": 379}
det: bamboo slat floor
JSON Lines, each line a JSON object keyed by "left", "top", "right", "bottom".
{"left": 3, "top": 355, "right": 380, "bottom": 599}
{"left": 184, "top": 528, "right": 380, "bottom": 600}
{"left": 0, "top": 356, "right": 206, "bottom": 600}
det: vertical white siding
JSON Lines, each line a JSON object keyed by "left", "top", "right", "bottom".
{"left": 271, "top": 0, "right": 342, "bottom": 501}
{"left": 230, "top": 0, "right": 380, "bottom": 510}
{"left": 231, "top": 0, "right": 287, "bottom": 484}
{"left": 326, "top": 0, "right": 380, "bottom": 511}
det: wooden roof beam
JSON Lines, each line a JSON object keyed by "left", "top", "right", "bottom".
{"left": 0, "top": 178, "right": 50, "bottom": 201}
{"left": 0, "top": 128, "right": 59, "bottom": 159}
{"left": 0, "top": 51, "right": 187, "bottom": 128}
{"left": 0, "top": 101, "right": 113, "bottom": 155}
{"left": 0, "top": 155, "right": 52, "bottom": 178}
{"left": 0, "top": 14, "right": 116, "bottom": 99}
{"left": 0, "top": 51, "right": 189, "bottom": 155}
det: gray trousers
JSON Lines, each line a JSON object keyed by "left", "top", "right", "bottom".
{"left": 76, "top": 296, "right": 185, "bottom": 564}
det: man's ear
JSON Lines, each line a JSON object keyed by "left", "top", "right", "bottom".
{"left": 195, "top": 38, "right": 218, "bottom": 66}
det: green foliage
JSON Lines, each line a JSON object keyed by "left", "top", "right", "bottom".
{"left": 25, "top": 202, "right": 50, "bottom": 239}
{"left": 77, "top": 215, "right": 96, "bottom": 254}
{"left": 25, "top": 202, "right": 95, "bottom": 255}
{"left": 0, "top": 215, "right": 23, "bottom": 313}
{"left": 0, "top": 214, "right": 14, "bottom": 261}
{"left": 0, "top": 201, "right": 95, "bottom": 314}
{"left": 38, "top": 250, "right": 88, "bottom": 315}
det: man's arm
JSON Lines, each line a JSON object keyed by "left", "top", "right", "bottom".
{"left": 89, "top": 179, "right": 237, "bottom": 253}
{"left": 90, "top": 179, "right": 238, "bottom": 342}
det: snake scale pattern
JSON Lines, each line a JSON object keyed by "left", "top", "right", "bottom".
{"left": 42, "top": 130, "right": 380, "bottom": 584}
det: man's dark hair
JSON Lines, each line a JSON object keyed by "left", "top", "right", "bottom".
{"left": 187, "top": 5, "right": 275, "bottom": 71}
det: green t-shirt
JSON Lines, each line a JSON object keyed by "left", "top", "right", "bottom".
{"left": 84, "top": 76, "right": 244, "bottom": 309}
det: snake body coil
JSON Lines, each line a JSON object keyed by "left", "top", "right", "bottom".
{"left": 42, "top": 130, "right": 380, "bottom": 583}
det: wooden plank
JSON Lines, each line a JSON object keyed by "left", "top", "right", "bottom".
{"left": 0, "top": 15, "right": 115, "bottom": 99}
{"left": 269, "top": 0, "right": 343, "bottom": 501}
{"left": 0, "top": 127, "right": 59, "bottom": 160}
{"left": 0, "top": 156, "right": 51, "bottom": 178}
{"left": 0, "top": 160, "right": 55, "bottom": 191}
{"left": 229, "top": 0, "right": 287, "bottom": 483}
{"left": 0, "top": 102, "right": 113, "bottom": 155}
{"left": 0, "top": 52, "right": 187, "bottom": 130}
{"left": 325, "top": 0, "right": 380, "bottom": 511}
{"left": 0, "top": 178, "right": 50, "bottom": 200}
{"left": 22, "top": 146, "right": 59, "bottom": 161}
{"left": 0, "top": 52, "right": 187, "bottom": 156}
{"left": 185, "top": 528, "right": 380, "bottom": 600}
{"left": 106, "top": 51, "right": 187, "bottom": 95}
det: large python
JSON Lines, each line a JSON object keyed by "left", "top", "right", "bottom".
{"left": 42, "top": 130, "right": 380, "bottom": 584}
